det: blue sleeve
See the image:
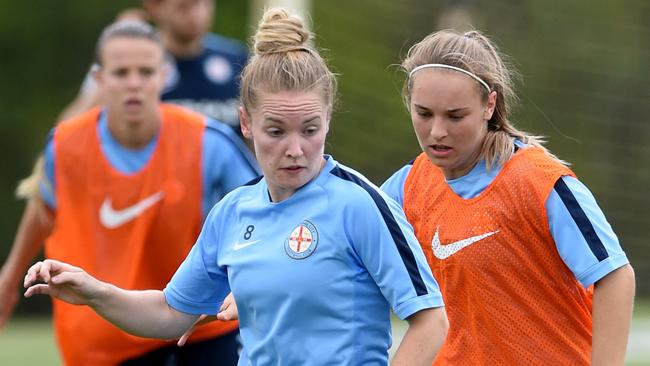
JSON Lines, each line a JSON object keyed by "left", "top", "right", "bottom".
{"left": 547, "top": 175, "right": 629, "bottom": 287}
{"left": 163, "top": 203, "right": 231, "bottom": 314}
{"left": 201, "top": 119, "right": 260, "bottom": 215}
{"left": 348, "top": 184, "right": 443, "bottom": 320}
{"left": 380, "top": 164, "right": 411, "bottom": 208}
{"left": 39, "top": 133, "right": 56, "bottom": 209}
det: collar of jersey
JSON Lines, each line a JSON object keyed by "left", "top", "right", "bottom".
{"left": 262, "top": 154, "right": 334, "bottom": 206}
{"left": 98, "top": 109, "right": 160, "bottom": 174}
{"left": 445, "top": 139, "right": 527, "bottom": 199}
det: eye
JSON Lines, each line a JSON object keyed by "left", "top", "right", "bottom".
{"left": 415, "top": 109, "right": 432, "bottom": 118}
{"left": 139, "top": 67, "right": 155, "bottom": 77}
{"left": 304, "top": 126, "right": 319, "bottom": 136}
{"left": 449, "top": 114, "right": 465, "bottom": 122}
{"left": 112, "top": 68, "right": 128, "bottom": 78}
{"left": 266, "top": 127, "right": 283, "bottom": 137}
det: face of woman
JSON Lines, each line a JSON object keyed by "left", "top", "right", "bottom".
{"left": 409, "top": 69, "right": 496, "bottom": 180}
{"left": 241, "top": 90, "right": 330, "bottom": 202}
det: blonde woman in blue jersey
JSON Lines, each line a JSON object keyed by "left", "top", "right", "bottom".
{"left": 23, "top": 8, "right": 448, "bottom": 365}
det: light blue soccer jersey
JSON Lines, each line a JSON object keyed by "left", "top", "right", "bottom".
{"left": 381, "top": 143, "right": 629, "bottom": 288}
{"left": 40, "top": 109, "right": 259, "bottom": 215}
{"left": 164, "top": 156, "right": 443, "bottom": 365}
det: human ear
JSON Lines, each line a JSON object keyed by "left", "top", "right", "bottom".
{"left": 484, "top": 91, "right": 497, "bottom": 120}
{"left": 92, "top": 65, "right": 103, "bottom": 85}
{"left": 239, "top": 106, "right": 253, "bottom": 139}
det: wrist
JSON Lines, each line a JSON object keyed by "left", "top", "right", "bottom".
{"left": 88, "top": 280, "right": 114, "bottom": 310}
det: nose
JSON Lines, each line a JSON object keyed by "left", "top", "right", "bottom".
{"left": 126, "top": 72, "right": 142, "bottom": 89}
{"left": 430, "top": 117, "right": 447, "bottom": 141}
{"left": 285, "top": 134, "right": 303, "bottom": 159}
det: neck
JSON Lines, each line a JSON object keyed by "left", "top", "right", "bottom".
{"left": 106, "top": 112, "right": 161, "bottom": 149}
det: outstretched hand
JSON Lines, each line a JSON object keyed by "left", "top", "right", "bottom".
{"left": 177, "top": 292, "right": 239, "bottom": 346}
{"left": 23, "top": 259, "right": 104, "bottom": 306}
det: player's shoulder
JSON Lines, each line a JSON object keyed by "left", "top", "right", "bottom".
{"left": 222, "top": 175, "right": 263, "bottom": 204}
{"left": 202, "top": 33, "right": 248, "bottom": 58}
{"left": 325, "top": 160, "right": 389, "bottom": 209}
{"left": 160, "top": 103, "right": 207, "bottom": 126}
{"left": 53, "top": 107, "right": 102, "bottom": 145}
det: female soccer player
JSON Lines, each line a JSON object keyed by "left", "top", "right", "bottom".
{"left": 24, "top": 9, "right": 448, "bottom": 365}
{"left": 3, "top": 20, "right": 257, "bottom": 365}
{"left": 381, "top": 29, "right": 635, "bottom": 365}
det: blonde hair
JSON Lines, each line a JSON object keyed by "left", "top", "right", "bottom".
{"left": 15, "top": 155, "right": 46, "bottom": 199}
{"left": 240, "top": 8, "right": 336, "bottom": 113}
{"left": 402, "top": 29, "right": 566, "bottom": 169}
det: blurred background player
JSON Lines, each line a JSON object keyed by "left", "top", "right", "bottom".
{"left": 0, "top": 21, "right": 257, "bottom": 365}
{"left": 381, "top": 29, "right": 635, "bottom": 365}
{"left": 60, "top": 0, "right": 247, "bottom": 131}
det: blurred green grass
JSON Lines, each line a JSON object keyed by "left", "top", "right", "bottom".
{"left": 0, "top": 317, "right": 60, "bottom": 365}
{"left": 2, "top": 299, "right": 649, "bottom": 365}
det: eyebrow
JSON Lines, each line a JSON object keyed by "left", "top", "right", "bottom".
{"left": 447, "top": 107, "right": 470, "bottom": 113}
{"left": 413, "top": 104, "right": 470, "bottom": 113}
{"left": 264, "top": 116, "right": 321, "bottom": 124}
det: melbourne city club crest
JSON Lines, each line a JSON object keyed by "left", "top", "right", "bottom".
{"left": 285, "top": 220, "right": 319, "bottom": 260}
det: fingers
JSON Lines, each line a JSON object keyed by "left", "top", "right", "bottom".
{"left": 177, "top": 329, "right": 192, "bottom": 347}
{"left": 217, "top": 293, "right": 239, "bottom": 321}
{"left": 24, "top": 261, "right": 44, "bottom": 288}
{"left": 49, "top": 271, "right": 81, "bottom": 287}
{"left": 24, "top": 259, "right": 79, "bottom": 288}
{"left": 24, "top": 284, "right": 51, "bottom": 298}
{"left": 177, "top": 314, "right": 206, "bottom": 347}
{"left": 38, "top": 260, "right": 53, "bottom": 283}
{"left": 216, "top": 307, "right": 237, "bottom": 321}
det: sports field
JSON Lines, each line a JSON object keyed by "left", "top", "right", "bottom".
{"left": 2, "top": 301, "right": 649, "bottom": 365}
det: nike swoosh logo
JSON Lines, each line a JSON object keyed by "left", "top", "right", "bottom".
{"left": 432, "top": 226, "right": 498, "bottom": 260}
{"left": 233, "top": 240, "right": 261, "bottom": 251}
{"left": 99, "top": 192, "right": 164, "bottom": 229}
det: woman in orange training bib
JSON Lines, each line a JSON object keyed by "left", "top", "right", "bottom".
{"left": 381, "top": 29, "right": 635, "bottom": 365}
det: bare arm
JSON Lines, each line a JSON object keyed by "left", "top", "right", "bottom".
{"left": 24, "top": 259, "right": 199, "bottom": 339}
{"left": 592, "top": 264, "right": 635, "bottom": 366}
{"left": 391, "top": 307, "right": 448, "bottom": 365}
{"left": 0, "top": 198, "right": 54, "bottom": 330}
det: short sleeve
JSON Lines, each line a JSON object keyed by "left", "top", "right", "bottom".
{"left": 164, "top": 202, "right": 232, "bottom": 314}
{"left": 40, "top": 132, "right": 56, "bottom": 209}
{"left": 547, "top": 175, "right": 629, "bottom": 287}
{"left": 347, "top": 184, "right": 443, "bottom": 320}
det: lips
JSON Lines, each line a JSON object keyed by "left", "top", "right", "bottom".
{"left": 124, "top": 98, "right": 143, "bottom": 108}
{"left": 428, "top": 144, "right": 453, "bottom": 158}
{"left": 283, "top": 165, "right": 304, "bottom": 172}
{"left": 431, "top": 144, "right": 451, "bottom": 151}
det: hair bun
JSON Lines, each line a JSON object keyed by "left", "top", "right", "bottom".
{"left": 253, "top": 8, "right": 311, "bottom": 56}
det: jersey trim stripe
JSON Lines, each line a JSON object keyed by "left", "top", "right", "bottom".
{"left": 329, "top": 165, "right": 429, "bottom": 296}
{"left": 554, "top": 178, "right": 609, "bottom": 261}
{"left": 206, "top": 119, "right": 260, "bottom": 175}
{"left": 243, "top": 175, "right": 263, "bottom": 186}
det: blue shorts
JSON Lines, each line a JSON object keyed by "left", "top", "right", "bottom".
{"left": 120, "top": 329, "right": 240, "bottom": 366}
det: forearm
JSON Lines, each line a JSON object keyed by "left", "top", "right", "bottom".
{"left": 1, "top": 198, "right": 53, "bottom": 285}
{"left": 592, "top": 264, "right": 635, "bottom": 366}
{"left": 90, "top": 284, "right": 198, "bottom": 339}
{"left": 391, "top": 307, "right": 448, "bottom": 365}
